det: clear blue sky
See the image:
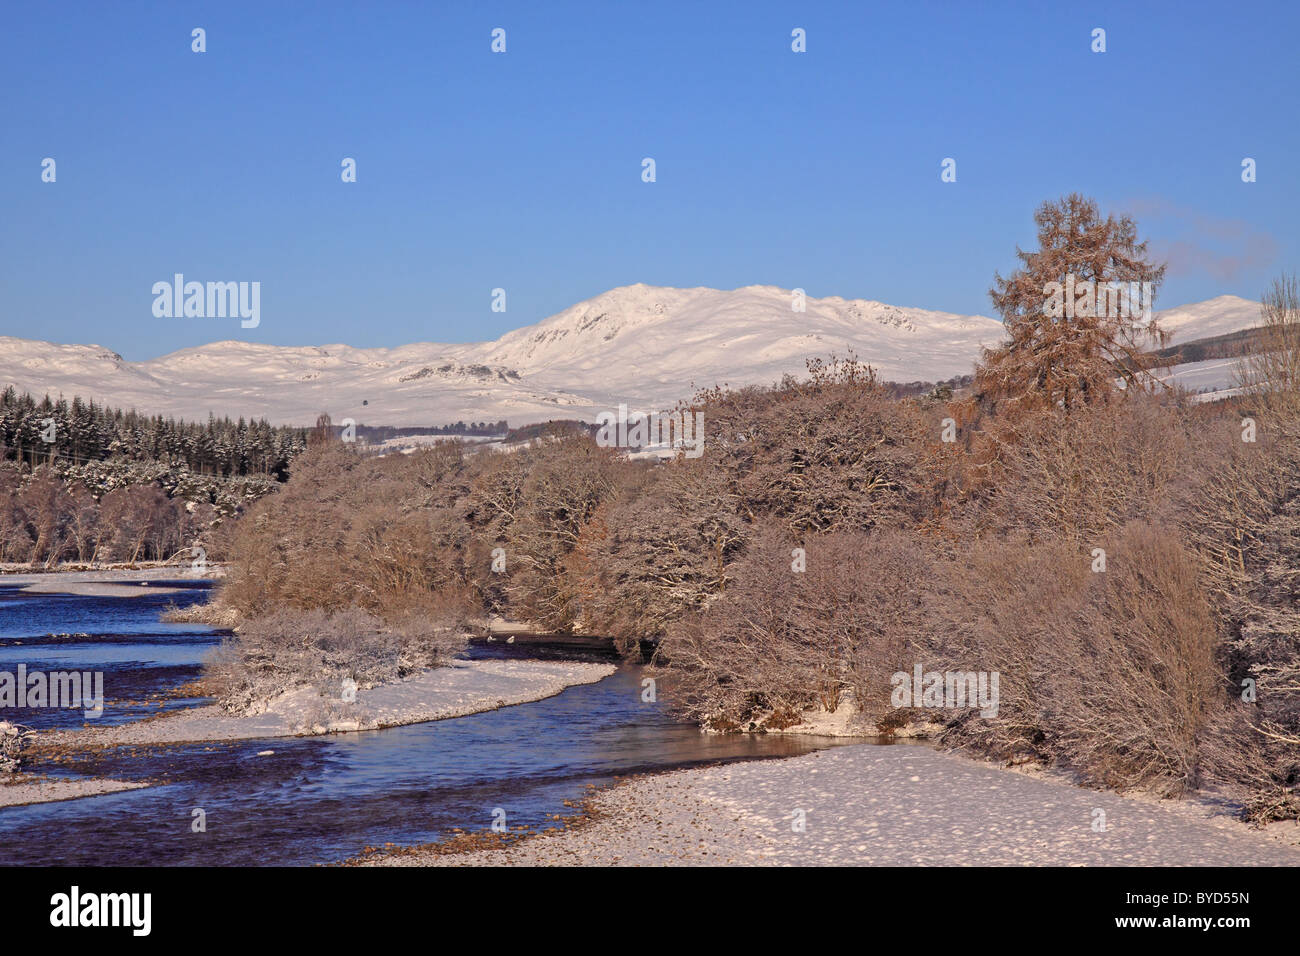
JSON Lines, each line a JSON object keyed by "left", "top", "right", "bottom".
{"left": 3, "top": 0, "right": 1296, "bottom": 360}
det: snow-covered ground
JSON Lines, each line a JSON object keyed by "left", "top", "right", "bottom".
{"left": 1149, "top": 294, "right": 1261, "bottom": 402}
{"left": 369, "top": 744, "right": 1300, "bottom": 866}
{"left": 1162, "top": 356, "right": 1248, "bottom": 401}
{"left": 3, "top": 286, "right": 1262, "bottom": 425}
{"left": 34, "top": 659, "right": 617, "bottom": 747}
{"left": 0, "top": 776, "right": 149, "bottom": 808}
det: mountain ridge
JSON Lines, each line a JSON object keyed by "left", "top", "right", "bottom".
{"left": 3, "top": 286, "right": 1262, "bottom": 427}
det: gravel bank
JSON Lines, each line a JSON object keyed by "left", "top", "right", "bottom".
{"left": 0, "top": 775, "right": 150, "bottom": 807}
{"left": 368, "top": 744, "right": 1300, "bottom": 866}
{"left": 0, "top": 566, "right": 216, "bottom": 597}
{"left": 33, "top": 659, "right": 616, "bottom": 749}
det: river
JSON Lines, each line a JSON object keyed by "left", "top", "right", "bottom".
{"left": 0, "top": 580, "right": 853, "bottom": 865}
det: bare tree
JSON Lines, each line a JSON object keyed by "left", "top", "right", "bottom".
{"left": 1235, "top": 273, "right": 1300, "bottom": 409}
{"left": 65, "top": 486, "right": 100, "bottom": 563}
{"left": 309, "top": 412, "right": 334, "bottom": 448}
{"left": 15, "top": 472, "right": 73, "bottom": 566}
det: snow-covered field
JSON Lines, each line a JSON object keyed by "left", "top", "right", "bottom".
{"left": 1149, "top": 294, "right": 1262, "bottom": 401}
{"left": 1162, "top": 356, "right": 1248, "bottom": 400}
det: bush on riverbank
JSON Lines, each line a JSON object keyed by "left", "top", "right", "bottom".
{"left": 929, "top": 523, "right": 1231, "bottom": 798}
{"left": 0, "top": 721, "right": 30, "bottom": 773}
{"left": 659, "top": 526, "right": 936, "bottom": 729}
{"left": 205, "top": 606, "right": 464, "bottom": 715}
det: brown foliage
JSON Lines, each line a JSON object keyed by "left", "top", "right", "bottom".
{"left": 573, "top": 458, "right": 748, "bottom": 653}
{"left": 1182, "top": 397, "right": 1300, "bottom": 819}
{"left": 222, "top": 441, "right": 475, "bottom": 621}
{"left": 937, "top": 523, "right": 1227, "bottom": 797}
{"left": 976, "top": 193, "right": 1168, "bottom": 415}
{"left": 658, "top": 528, "right": 934, "bottom": 728}
{"left": 970, "top": 396, "right": 1200, "bottom": 543}
{"left": 695, "top": 354, "right": 935, "bottom": 534}
{"left": 0, "top": 470, "right": 196, "bottom": 567}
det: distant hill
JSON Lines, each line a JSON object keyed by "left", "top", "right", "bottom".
{"left": 0, "top": 286, "right": 1263, "bottom": 425}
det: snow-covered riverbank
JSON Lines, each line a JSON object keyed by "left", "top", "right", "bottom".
{"left": 364, "top": 744, "right": 1300, "bottom": 866}
{"left": 33, "top": 659, "right": 616, "bottom": 750}
{"left": 0, "top": 565, "right": 218, "bottom": 597}
{"left": 0, "top": 775, "right": 149, "bottom": 808}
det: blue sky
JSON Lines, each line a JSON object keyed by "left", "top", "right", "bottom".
{"left": 3, "top": 0, "right": 1297, "bottom": 360}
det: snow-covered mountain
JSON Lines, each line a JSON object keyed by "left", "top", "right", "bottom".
{"left": 1154, "top": 295, "right": 1263, "bottom": 345}
{"left": 0, "top": 286, "right": 1262, "bottom": 426}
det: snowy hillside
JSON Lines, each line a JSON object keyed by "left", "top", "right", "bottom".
{"left": 1154, "top": 295, "right": 1262, "bottom": 345}
{"left": 0, "top": 286, "right": 1263, "bottom": 426}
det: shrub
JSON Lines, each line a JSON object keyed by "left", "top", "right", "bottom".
{"left": 697, "top": 355, "right": 934, "bottom": 535}
{"left": 939, "top": 523, "right": 1228, "bottom": 797}
{"left": 657, "top": 528, "right": 935, "bottom": 729}
{"left": 205, "top": 606, "right": 464, "bottom": 714}
{"left": 573, "top": 458, "right": 748, "bottom": 653}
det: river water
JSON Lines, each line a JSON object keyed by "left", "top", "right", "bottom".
{"left": 0, "top": 581, "right": 853, "bottom": 865}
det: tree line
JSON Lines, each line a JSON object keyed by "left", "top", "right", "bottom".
{"left": 0, "top": 387, "right": 308, "bottom": 566}
{"left": 0, "top": 386, "right": 306, "bottom": 477}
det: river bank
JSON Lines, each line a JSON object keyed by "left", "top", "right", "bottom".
{"left": 0, "top": 564, "right": 218, "bottom": 597}
{"left": 361, "top": 744, "right": 1300, "bottom": 866}
{"left": 0, "top": 774, "right": 149, "bottom": 808}
{"left": 5, "top": 567, "right": 615, "bottom": 752}
{"left": 31, "top": 659, "right": 616, "bottom": 751}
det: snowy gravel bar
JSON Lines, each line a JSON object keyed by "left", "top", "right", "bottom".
{"left": 0, "top": 776, "right": 150, "bottom": 807}
{"left": 370, "top": 744, "right": 1300, "bottom": 866}
{"left": 35, "top": 659, "right": 617, "bottom": 748}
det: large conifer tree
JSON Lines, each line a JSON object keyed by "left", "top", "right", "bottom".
{"left": 976, "top": 193, "right": 1168, "bottom": 414}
